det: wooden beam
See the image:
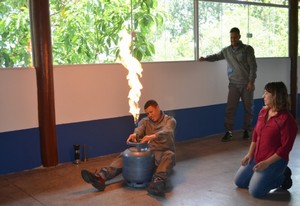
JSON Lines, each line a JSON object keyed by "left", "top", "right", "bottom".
{"left": 289, "top": 0, "right": 298, "bottom": 118}
{"left": 29, "top": 0, "right": 58, "bottom": 167}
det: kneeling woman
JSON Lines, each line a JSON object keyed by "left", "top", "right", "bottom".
{"left": 234, "top": 81, "right": 298, "bottom": 198}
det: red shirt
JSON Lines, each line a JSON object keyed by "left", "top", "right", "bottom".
{"left": 252, "top": 108, "right": 298, "bottom": 162}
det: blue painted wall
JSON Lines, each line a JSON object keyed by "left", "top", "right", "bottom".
{"left": 0, "top": 98, "right": 266, "bottom": 175}
{"left": 0, "top": 128, "right": 41, "bottom": 174}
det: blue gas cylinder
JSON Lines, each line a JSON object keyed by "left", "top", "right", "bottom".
{"left": 122, "top": 142, "right": 155, "bottom": 188}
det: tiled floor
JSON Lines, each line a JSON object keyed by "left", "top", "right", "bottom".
{"left": 0, "top": 130, "right": 299, "bottom": 206}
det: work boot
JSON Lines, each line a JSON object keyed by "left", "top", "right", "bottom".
{"left": 147, "top": 176, "right": 166, "bottom": 196}
{"left": 221, "top": 131, "right": 232, "bottom": 142}
{"left": 81, "top": 169, "right": 106, "bottom": 191}
{"left": 281, "top": 166, "right": 292, "bottom": 190}
{"left": 243, "top": 130, "right": 250, "bottom": 140}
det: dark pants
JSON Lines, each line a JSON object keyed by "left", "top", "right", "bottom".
{"left": 224, "top": 83, "right": 254, "bottom": 131}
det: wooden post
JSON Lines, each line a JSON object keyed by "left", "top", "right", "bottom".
{"left": 29, "top": 0, "right": 58, "bottom": 166}
{"left": 289, "top": 0, "right": 298, "bottom": 118}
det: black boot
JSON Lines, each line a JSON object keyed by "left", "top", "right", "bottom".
{"left": 281, "top": 166, "right": 292, "bottom": 190}
{"left": 147, "top": 176, "right": 166, "bottom": 196}
{"left": 81, "top": 169, "right": 106, "bottom": 191}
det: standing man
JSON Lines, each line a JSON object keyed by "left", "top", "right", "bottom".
{"left": 199, "top": 27, "right": 257, "bottom": 142}
{"left": 81, "top": 99, "right": 176, "bottom": 196}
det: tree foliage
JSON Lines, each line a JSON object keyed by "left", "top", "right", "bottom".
{"left": 0, "top": 0, "right": 163, "bottom": 67}
{"left": 50, "top": 0, "right": 163, "bottom": 64}
{"left": 0, "top": 0, "right": 31, "bottom": 68}
{"left": 0, "top": 0, "right": 296, "bottom": 68}
{"left": 197, "top": 1, "right": 291, "bottom": 58}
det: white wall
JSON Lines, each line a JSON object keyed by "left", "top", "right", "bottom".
{"left": 0, "top": 69, "right": 38, "bottom": 132}
{"left": 0, "top": 58, "right": 294, "bottom": 132}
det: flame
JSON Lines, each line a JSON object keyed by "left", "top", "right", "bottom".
{"left": 119, "top": 30, "right": 143, "bottom": 124}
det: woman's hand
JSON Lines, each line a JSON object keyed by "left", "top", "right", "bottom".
{"left": 241, "top": 154, "right": 252, "bottom": 166}
{"left": 253, "top": 160, "right": 269, "bottom": 171}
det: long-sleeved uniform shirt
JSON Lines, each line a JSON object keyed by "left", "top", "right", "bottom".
{"left": 205, "top": 41, "right": 257, "bottom": 85}
{"left": 134, "top": 112, "right": 176, "bottom": 152}
{"left": 252, "top": 107, "right": 298, "bottom": 162}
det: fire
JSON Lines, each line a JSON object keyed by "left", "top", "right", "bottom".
{"left": 119, "top": 30, "right": 143, "bottom": 124}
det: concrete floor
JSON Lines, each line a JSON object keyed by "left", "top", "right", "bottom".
{"left": 0, "top": 130, "right": 299, "bottom": 206}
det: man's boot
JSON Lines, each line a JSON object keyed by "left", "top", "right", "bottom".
{"left": 81, "top": 169, "right": 106, "bottom": 191}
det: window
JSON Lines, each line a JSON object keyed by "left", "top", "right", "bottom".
{"left": 50, "top": 0, "right": 195, "bottom": 64}
{"left": 198, "top": 0, "right": 289, "bottom": 58}
{"left": 145, "top": 0, "right": 194, "bottom": 61}
{"left": 239, "top": 0, "right": 288, "bottom": 5}
{"left": 0, "top": 0, "right": 297, "bottom": 68}
{"left": 0, "top": 0, "right": 31, "bottom": 68}
{"left": 50, "top": 0, "right": 168, "bottom": 65}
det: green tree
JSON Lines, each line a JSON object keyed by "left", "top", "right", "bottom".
{"left": 0, "top": 0, "right": 164, "bottom": 68}
{"left": 197, "top": 1, "right": 290, "bottom": 58}
{"left": 0, "top": 0, "right": 31, "bottom": 68}
{"left": 50, "top": 0, "right": 163, "bottom": 64}
{"left": 147, "top": 0, "right": 194, "bottom": 61}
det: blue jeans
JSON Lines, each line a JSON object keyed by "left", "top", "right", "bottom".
{"left": 234, "top": 158, "right": 287, "bottom": 198}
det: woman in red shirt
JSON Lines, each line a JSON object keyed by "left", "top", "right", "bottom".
{"left": 234, "top": 81, "right": 298, "bottom": 198}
